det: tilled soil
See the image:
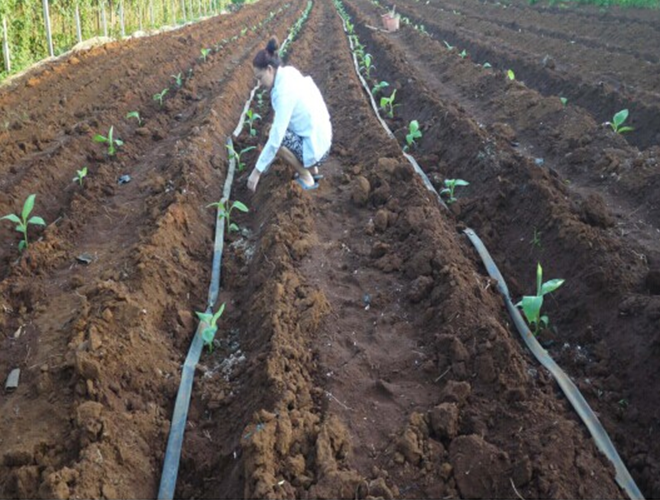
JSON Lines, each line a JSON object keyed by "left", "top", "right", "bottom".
{"left": 0, "top": 0, "right": 658, "bottom": 498}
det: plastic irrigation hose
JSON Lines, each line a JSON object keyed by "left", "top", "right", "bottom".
{"left": 157, "top": 140, "right": 237, "bottom": 500}
{"left": 463, "top": 228, "right": 644, "bottom": 500}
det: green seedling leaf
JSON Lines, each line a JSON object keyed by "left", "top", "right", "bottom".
{"left": 560, "top": 97, "right": 567, "bottom": 106}
{"left": 507, "top": 69, "right": 516, "bottom": 80}
{"left": 22, "top": 194, "right": 35, "bottom": 221}
{"left": 459, "top": 49, "right": 467, "bottom": 59}
{"left": 1, "top": 214, "right": 21, "bottom": 225}
{"left": 483, "top": 62, "right": 492, "bottom": 68}
{"left": 28, "top": 216, "right": 46, "bottom": 226}
{"left": 541, "top": 278, "right": 564, "bottom": 296}
{"left": 126, "top": 111, "right": 142, "bottom": 125}
{"left": 232, "top": 201, "right": 249, "bottom": 212}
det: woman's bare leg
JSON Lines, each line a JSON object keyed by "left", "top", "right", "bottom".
{"left": 278, "top": 147, "right": 314, "bottom": 187}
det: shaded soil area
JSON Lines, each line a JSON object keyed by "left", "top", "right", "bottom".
{"left": 345, "top": 0, "right": 660, "bottom": 496}
{"left": 1, "top": 0, "right": 657, "bottom": 498}
{"left": 388, "top": 0, "right": 660, "bottom": 150}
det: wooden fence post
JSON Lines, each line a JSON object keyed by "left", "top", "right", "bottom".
{"left": 2, "top": 17, "right": 10, "bottom": 73}
{"left": 42, "top": 0, "right": 54, "bottom": 57}
{"left": 75, "top": 5, "right": 83, "bottom": 43}
{"left": 119, "top": 0, "right": 125, "bottom": 37}
{"left": 101, "top": 2, "right": 108, "bottom": 37}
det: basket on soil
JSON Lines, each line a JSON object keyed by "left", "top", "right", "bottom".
{"left": 381, "top": 6, "right": 400, "bottom": 32}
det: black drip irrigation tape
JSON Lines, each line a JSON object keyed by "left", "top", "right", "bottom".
{"left": 463, "top": 228, "right": 644, "bottom": 500}
{"left": 157, "top": 4, "right": 314, "bottom": 499}
{"left": 157, "top": 137, "right": 236, "bottom": 500}
{"left": 333, "top": 1, "right": 644, "bottom": 499}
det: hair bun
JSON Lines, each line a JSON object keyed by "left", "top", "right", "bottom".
{"left": 266, "top": 37, "right": 279, "bottom": 55}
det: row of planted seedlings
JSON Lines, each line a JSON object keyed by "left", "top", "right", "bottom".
{"left": 158, "top": 4, "right": 317, "bottom": 497}
{"left": 336, "top": 0, "right": 575, "bottom": 363}
{"left": 370, "top": 0, "right": 638, "bottom": 138}
{"left": 196, "top": 0, "right": 315, "bottom": 354}
{"left": 0, "top": 3, "right": 294, "bottom": 259}
{"left": 335, "top": 1, "right": 646, "bottom": 496}
{"left": 342, "top": 0, "right": 638, "bottom": 334}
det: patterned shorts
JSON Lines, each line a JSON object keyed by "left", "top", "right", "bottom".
{"left": 282, "top": 130, "right": 329, "bottom": 168}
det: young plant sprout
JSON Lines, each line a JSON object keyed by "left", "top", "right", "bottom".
{"left": 153, "top": 88, "right": 169, "bottom": 107}
{"left": 483, "top": 62, "right": 492, "bottom": 68}
{"left": 380, "top": 89, "right": 398, "bottom": 119}
{"left": 256, "top": 90, "right": 266, "bottom": 109}
{"left": 459, "top": 49, "right": 467, "bottom": 59}
{"left": 200, "top": 48, "right": 212, "bottom": 61}
{"left": 443, "top": 40, "right": 454, "bottom": 50}
{"left": 440, "top": 179, "right": 469, "bottom": 204}
{"left": 172, "top": 72, "right": 184, "bottom": 87}
{"left": 226, "top": 144, "right": 256, "bottom": 172}
{"left": 530, "top": 228, "right": 542, "bottom": 248}
{"left": 560, "top": 97, "right": 568, "bottom": 106}
{"left": 371, "top": 81, "right": 389, "bottom": 96}
{"left": 405, "top": 120, "right": 422, "bottom": 150}
{"left": 195, "top": 303, "right": 226, "bottom": 352}
{"left": 360, "top": 53, "right": 375, "bottom": 79}
{"left": 126, "top": 111, "right": 142, "bottom": 126}
{"left": 1, "top": 194, "right": 46, "bottom": 252}
{"left": 608, "top": 109, "right": 634, "bottom": 134}
{"left": 245, "top": 109, "right": 262, "bottom": 137}
{"left": 515, "top": 263, "right": 564, "bottom": 336}
{"left": 208, "top": 199, "right": 249, "bottom": 233}
{"left": 93, "top": 126, "right": 124, "bottom": 156}
{"left": 73, "top": 167, "right": 88, "bottom": 186}
{"left": 507, "top": 69, "right": 516, "bottom": 80}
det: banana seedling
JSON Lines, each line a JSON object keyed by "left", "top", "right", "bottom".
{"left": 359, "top": 53, "right": 375, "bottom": 79}
{"left": 515, "top": 263, "right": 564, "bottom": 336}
{"left": 440, "top": 179, "right": 469, "bottom": 204}
{"left": 172, "top": 72, "right": 183, "bottom": 87}
{"left": 73, "top": 167, "right": 88, "bottom": 186}
{"left": 256, "top": 90, "right": 266, "bottom": 109}
{"left": 404, "top": 120, "right": 422, "bottom": 150}
{"left": 208, "top": 199, "right": 249, "bottom": 233}
{"left": 195, "top": 303, "right": 226, "bottom": 352}
{"left": 1, "top": 194, "right": 46, "bottom": 252}
{"left": 245, "top": 109, "right": 261, "bottom": 137}
{"left": 153, "top": 88, "right": 169, "bottom": 107}
{"left": 226, "top": 144, "right": 256, "bottom": 172}
{"left": 93, "top": 126, "right": 124, "bottom": 156}
{"left": 608, "top": 109, "right": 634, "bottom": 134}
{"left": 126, "top": 111, "right": 142, "bottom": 126}
{"left": 371, "top": 81, "right": 389, "bottom": 96}
{"left": 379, "top": 89, "right": 399, "bottom": 119}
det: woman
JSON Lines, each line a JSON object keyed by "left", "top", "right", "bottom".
{"left": 247, "top": 37, "right": 332, "bottom": 192}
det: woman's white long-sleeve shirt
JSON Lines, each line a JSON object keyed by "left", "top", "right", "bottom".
{"left": 254, "top": 66, "right": 332, "bottom": 173}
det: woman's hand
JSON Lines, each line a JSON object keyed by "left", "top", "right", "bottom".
{"left": 248, "top": 168, "right": 261, "bottom": 192}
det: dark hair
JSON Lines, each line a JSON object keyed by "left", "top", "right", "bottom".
{"left": 253, "top": 37, "right": 281, "bottom": 69}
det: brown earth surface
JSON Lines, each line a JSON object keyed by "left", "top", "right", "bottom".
{"left": 1, "top": 0, "right": 659, "bottom": 498}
